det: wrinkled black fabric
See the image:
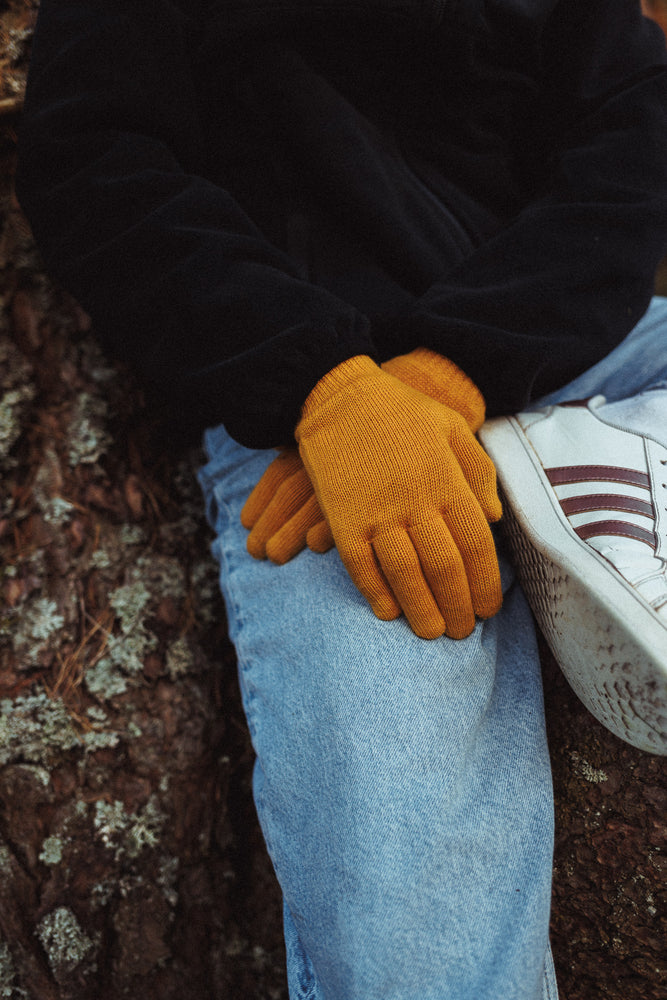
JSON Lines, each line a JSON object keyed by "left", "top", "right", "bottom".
{"left": 16, "top": 0, "right": 667, "bottom": 447}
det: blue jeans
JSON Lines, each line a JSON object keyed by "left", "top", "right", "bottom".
{"left": 198, "top": 297, "right": 667, "bottom": 1000}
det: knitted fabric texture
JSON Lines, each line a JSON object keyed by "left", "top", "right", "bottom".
{"left": 241, "top": 348, "right": 489, "bottom": 566}
{"left": 293, "top": 355, "right": 501, "bottom": 639}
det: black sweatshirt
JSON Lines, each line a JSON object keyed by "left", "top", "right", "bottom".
{"left": 16, "top": 0, "right": 667, "bottom": 448}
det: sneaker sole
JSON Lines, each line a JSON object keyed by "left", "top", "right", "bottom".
{"left": 479, "top": 416, "right": 667, "bottom": 755}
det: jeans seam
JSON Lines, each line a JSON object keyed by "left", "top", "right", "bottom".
{"left": 542, "top": 945, "right": 558, "bottom": 1000}
{"left": 212, "top": 487, "right": 261, "bottom": 739}
{"left": 211, "top": 486, "right": 293, "bottom": 896}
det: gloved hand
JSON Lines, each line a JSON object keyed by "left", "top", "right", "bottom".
{"left": 295, "top": 355, "right": 501, "bottom": 639}
{"left": 241, "top": 448, "right": 324, "bottom": 560}
{"left": 241, "top": 348, "right": 488, "bottom": 561}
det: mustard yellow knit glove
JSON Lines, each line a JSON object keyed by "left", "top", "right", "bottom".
{"left": 381, "top": 347, "right": 486, "bottom": 432}
{"left": 241, "top": 348, "right": 488, "bottom": 562}
{"left": 294, "top": 355, "right": 501, "bottom": 639}
{"left": 241, "top": 449, "right": 323, "bottom": 560}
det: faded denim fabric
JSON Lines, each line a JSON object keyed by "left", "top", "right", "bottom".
{"left": 198, "top": 297, "right": 667, "bottom": 999}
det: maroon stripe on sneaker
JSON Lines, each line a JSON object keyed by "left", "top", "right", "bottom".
{"left": 574, "top": 519, "right": 657, "bottom": 548}
{"left": 546, "top": 465, "right": 650, "bottom": 488}
{"left": 560, "top": 494, "right": 655, "bottom": 518}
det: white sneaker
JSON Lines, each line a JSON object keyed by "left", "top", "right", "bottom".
{"left": 479, "top": 393, "right": 667, "bottom": 755}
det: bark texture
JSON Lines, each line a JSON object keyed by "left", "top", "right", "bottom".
{"left": 0, "top": 4, "right": 665, "bottom": 997}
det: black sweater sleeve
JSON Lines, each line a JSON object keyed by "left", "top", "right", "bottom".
{"left": 379, "top": 0, "right": 667, "bottom": 415}
{"left": 15, "top": 0, "right": 376, "bottom": 448}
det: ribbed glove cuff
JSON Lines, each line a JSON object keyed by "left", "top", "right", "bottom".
{"left": 297, "top": 355, "right": 380, "bottom": 427}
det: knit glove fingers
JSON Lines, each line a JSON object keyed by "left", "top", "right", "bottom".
{"left": 240, "top": 449, "right": 303, "bottom": 531}
{"left": 435, "top": 491, "right": 502, "bottom": 622}
{"left": 306, "top": 519, "right": 335, "bottom": 553}
{"left": 367, "top": 498, "right": 501, "bottom": 640}
{"left": 403, "top": 519, "right": 474, "bottom": 639}
{"left": 335, "top": 535, "right": 403, "bottom": 622}
{"left": 449, "top": 418, "right": 503, "bottom": 524}
{"left": 265, "top": 493, "right": 325, "bottom": 564}
{"left": 243, "top": 460, "right": 314, "bottom": 559}
{"left": 372, "top": 524, "right": 466, "bottom": 639}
